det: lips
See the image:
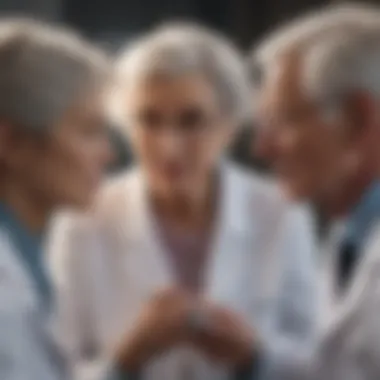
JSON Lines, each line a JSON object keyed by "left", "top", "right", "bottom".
{"left": 161, "top": 163, "right": 185, "bottom": 180}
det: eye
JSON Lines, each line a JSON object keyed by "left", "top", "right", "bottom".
{"left": 178, "top": 107, "right": 210, "bottom": 131}
{"left": 136, "top": 109, "right": 162, "bottom": 130}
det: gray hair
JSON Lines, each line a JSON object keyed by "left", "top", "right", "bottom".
{"left": 0, "top": 18, "right": 108, "bottom": 133}
{"left": 111, "top": 23, "right": 249, "bottom": 126}
{"left": 251, "top": 3, "right": 380, "bottom": 115}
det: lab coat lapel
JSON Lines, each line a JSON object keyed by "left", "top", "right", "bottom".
{"left": 205, "top": 164, "right": 274, "bottom": 314}
{"left": 114, "top": 169, "right": 174, "bottom": 300}
{"left": 318, "top": 239, "right": 337, "bottom": 330}
{"left": 122, "top": 164, "right": 250, "bottom": 302}
{"left": 112, "top": 164, "right": 272, "bottom": 315}
{"left": 322, "top": 221, "right": 380, "bottom": 337}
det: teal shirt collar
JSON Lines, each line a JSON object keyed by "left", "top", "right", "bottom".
{"left": 0, "top": 202, "right": 51, "bottom": 308}
{"left": 344, "top": 181, "right": 380, "bottom": 249}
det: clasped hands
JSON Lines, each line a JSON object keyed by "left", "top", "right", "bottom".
{"left": 115, "top": 288, "right": 257, "bottom": 372}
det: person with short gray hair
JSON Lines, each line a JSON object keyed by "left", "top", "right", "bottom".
{"left": 49, "top": 22, "right": 317, "bottom": 380}
{"left": 110, "top": 22, "right": 250, "bottom": 127}
{"left": 250, "top": 3, "right": 380, "bottom": 380}
{"left": 0, "top": 19, "right": 108, "bottom": 133}
{"left": 0, "top": 18, "right": 113, "bottom": 380}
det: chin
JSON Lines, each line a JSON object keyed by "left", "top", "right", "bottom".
{"left": 160, "top": 179, "right": 188, "bottom": 195}
{"left": 166, "top": 186, "right": 189, "bottom": 199}
{"left": 64, "top": 192, "right": 96, "bottom": 211}
{"left": 280, "top": 181, "right": 314, "bottom": 203}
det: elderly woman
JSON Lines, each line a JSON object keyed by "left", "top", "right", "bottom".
{"left": 0, "top": 19, "right": 111, "bottom": 380}
{"left": 49, "top": 24, "right": 317, "bottom": 380}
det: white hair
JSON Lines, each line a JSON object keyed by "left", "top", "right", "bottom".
{"left": 111, "top": 23, "right": 249, "bottom": 126}
{"left": 251, "top": 3, "right": 380, "bottom": 113}
{"left": 0, "top": 18, "right": 108, "bottom": 133}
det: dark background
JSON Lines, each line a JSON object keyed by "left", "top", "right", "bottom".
{"left": 0, "top": 0, "right": 373, "bottom": 171}
{"left": 0, "top": 0, "right": 330, "bottom": 46}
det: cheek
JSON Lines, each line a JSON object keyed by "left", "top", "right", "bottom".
{"left": 36, "top": 139, "right": 107, "bottom": 207}
{"left": 183, "top": 134, "right": 227, "bottom": 173}
{"left": 277, "top": 127, "right": 326, "bottom": 169}
{"left": 302, "top": 131, "right": 344, "bottom": 176}
{"left": 131, "top": 130, "right": 168, "bottom": 167}
{"left": 41, "top": 148, "right": 85, "bottom": 193}
{"left": 279, "top": 129, "right": 311, "bottom": 158}
{"left": 282, "top": 130, "right": 346, "bottom": 194}
{"left": 132, "top": 130, "right": 154, "bottom": 155}
{"left": 133, "top": 131, "right": 224, "bottom": 167}
{"left": 53, "top": 138, "right": 89, "bottom": 175}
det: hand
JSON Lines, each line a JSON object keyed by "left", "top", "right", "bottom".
{"left": 191, "top": 302, "right": 257, "bottom": 368}
{"left": 115, "top": 288, "right": 194, "bottom": 371}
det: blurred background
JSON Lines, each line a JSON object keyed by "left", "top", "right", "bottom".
{"left": 0, "top": 0, "right": 370, "bottom": 172}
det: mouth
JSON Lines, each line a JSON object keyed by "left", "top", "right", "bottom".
{"left": 161, "top": 164, "right": 186, "bottom": 180}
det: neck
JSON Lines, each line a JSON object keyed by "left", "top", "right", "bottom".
{"left": 319, "top": 167, "right": 378, "bottom": 220}
{"left": 152, "top": 174, "right": 217, "bottom": 230}
{"left": 0, "top": 180, "right": 53, "bottom": 233}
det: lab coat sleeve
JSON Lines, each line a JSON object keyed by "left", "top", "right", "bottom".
{"left": 236, "top": 206, "right": 318, "bottom": 380}
{"left": 49, "top": 215, "right": 137, "bottom": 380}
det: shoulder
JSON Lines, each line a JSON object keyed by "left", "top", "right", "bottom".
{"left": 97, "top": 166, "right": 140, "bottom": 203}
{"left": 224, "top": 163, "right": 316, "bottom": 256}
{"left": 50, "top": 167, "right": 139, "bottom": 232}
{"left": 47, "top": 168, "right": 139, "bottom": 269}
{"left": 90, "top": 166, "right": 141, "bottom": 221}
{"left": 225, "top": 162, "right": 311, "bottom": 220}
{"left": 226, "top": 162, "right": 282, "bottom": 203}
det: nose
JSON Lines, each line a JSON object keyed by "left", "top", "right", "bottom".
{"left": 157, "top": 129, "right": 183, "bottom": 159}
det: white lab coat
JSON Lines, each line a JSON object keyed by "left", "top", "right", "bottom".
{"left": 0, "top": 229, "right": 67, "bottom": 380}
{"left": 48, "top": 162, "right": 317, "bottom": 380}
{"left": 310, "top": 221, "right": 380, "bottom": 380}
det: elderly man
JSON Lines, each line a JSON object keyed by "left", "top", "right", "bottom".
{"left": 249, "top": 3, "right": 380, "bottom": 380}
{"left": 0, "top": 19, "right": 113, "bottom": 380}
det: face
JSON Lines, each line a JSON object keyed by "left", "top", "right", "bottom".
{"left": 124, "top": 74, "right": 233, "bottom": 198}
{"left": 3, "top": 91, "right": 113, "bottom": 209}
{"left": 254, "top": 54, "right": 370, "bottom": 203}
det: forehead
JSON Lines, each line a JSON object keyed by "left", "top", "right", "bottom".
{"left": 128, "top": 73, "right": 219, "bottom": 108}
{"left": 258, "top": 53, "right": 307, "bottom": 113}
